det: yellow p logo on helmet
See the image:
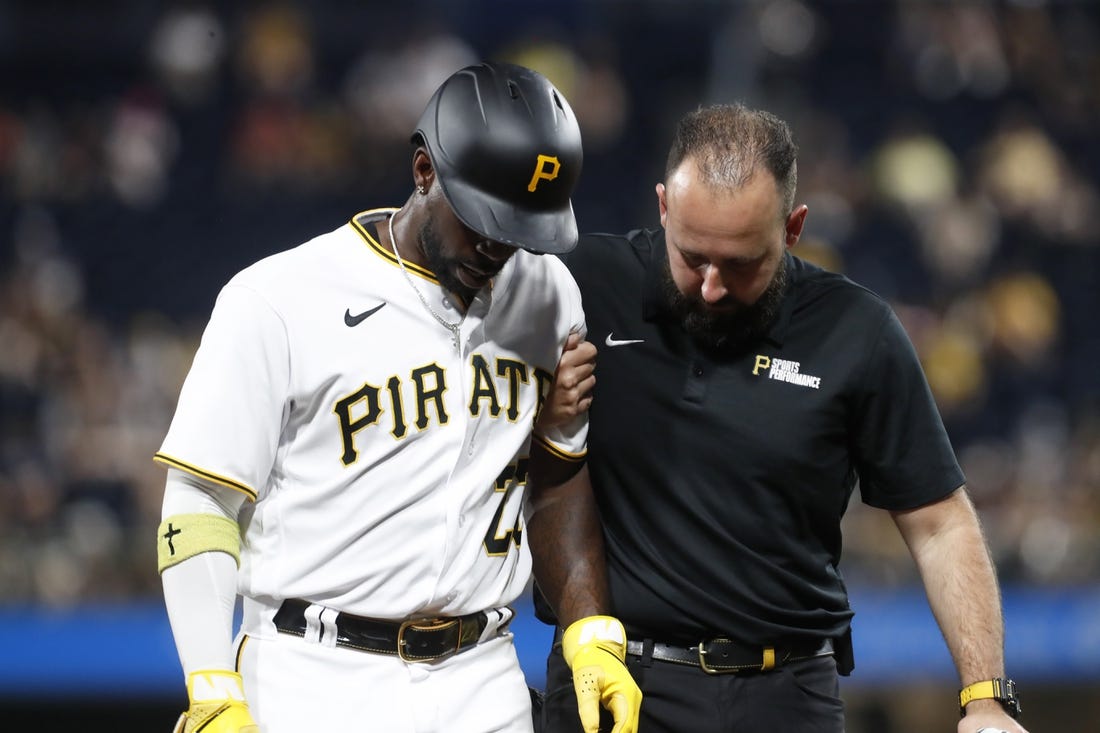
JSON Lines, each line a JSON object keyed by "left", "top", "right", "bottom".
{"left": 527, "top": 154, "right": 561, "bottom": 192}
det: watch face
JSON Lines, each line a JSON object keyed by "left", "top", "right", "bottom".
{"left": 1000, "top": 678, "right": 1021, "bottom": 718}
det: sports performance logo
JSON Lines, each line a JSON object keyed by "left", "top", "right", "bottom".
{"left": 752, "top": 355, "right": 821, "bottom": 390}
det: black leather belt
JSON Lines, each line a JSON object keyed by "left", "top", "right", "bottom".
{"left": 625, "top": 636, "right": 834, "bottom": 674}
{"left": 273, "top": 599, "right": 501, "bottom": 662}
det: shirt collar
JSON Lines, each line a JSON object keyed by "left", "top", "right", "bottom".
{"left": 641, "top": 228, "right": 670, "bottom": 323}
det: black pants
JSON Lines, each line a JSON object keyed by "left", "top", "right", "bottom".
{"left": 542, "top": 640, "right": 845, "bottom": 733}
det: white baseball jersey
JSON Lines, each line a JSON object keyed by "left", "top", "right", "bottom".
{"left": 156, "top": 208, "right": 587, "bottom": 619}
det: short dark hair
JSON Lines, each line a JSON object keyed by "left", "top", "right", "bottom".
{"left": 665, "top": 104, "right": 799, "bottom": 219}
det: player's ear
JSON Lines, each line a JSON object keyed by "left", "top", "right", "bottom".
{"left": 412, "top": 148, "right": 436, "bottom": 193}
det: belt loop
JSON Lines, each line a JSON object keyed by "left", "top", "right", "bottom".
{"left": 319, "top": 607, "right": 340, "bottom": 648}
{"left": 303, "top": 603, "right": 325, "bottom": 644}
{"left": 478, "top": 607, "right": 513, "bottom": 643}
{"left": 640, "top": 638, "right": 655, "bottom": 668}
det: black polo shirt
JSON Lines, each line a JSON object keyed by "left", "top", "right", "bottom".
{"left": 559, "top": 227, "right": 964, "bottom": 645}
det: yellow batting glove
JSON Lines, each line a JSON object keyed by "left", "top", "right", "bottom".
{"left": 561, "top": 616, "right": 642, "bottom": 733}
{"left": 172, "top": 670, "right": 259, "bottom": 733}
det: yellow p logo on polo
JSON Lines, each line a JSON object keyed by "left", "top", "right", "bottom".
{"left": 527, "top": 154, "right": 561, "bottom": 192}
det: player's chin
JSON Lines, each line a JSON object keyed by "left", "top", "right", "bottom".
{"left": 457, "top": 262, "right": 498, "bottom": 289}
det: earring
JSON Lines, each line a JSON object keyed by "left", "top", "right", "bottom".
{"left": 417, "top": 185, "right": 426, "bottom": 195}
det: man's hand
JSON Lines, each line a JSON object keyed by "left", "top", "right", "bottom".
{"left": 959, "top": 699, "right": 1029, "bottom": 733}
{"left": 536, "top": 332, "right": 597, "bottom": 433}
{"left": 561, "top": 616, "right": 642, "bottom": 733}
{"left": 172, "top": 670, "right": 259, "bottom": 733}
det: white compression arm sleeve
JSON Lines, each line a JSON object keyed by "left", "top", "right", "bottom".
{"left": 161, "top": 468, "right": 248, "bottom": 675}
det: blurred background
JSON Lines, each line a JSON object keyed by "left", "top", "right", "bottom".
{"left": 0, "top": 0, "right": 1098, "bottom": 729}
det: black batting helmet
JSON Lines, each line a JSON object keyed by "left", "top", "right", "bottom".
{"left": 412, "top": 62, "right": 583, "bottom": 255}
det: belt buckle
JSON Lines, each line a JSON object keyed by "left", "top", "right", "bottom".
{"left": 697, "top": 638, "right": 727, "bottom": 674}
{"left": 697, "top": 638, "right": 777, "bottom": 673}
{"left": 397, "top": 617, "right": 462, "bottom": 662}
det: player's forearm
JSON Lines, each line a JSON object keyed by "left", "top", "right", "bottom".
{"left": 894, "top": 488, "right": 1007, "bottom": 685}
{"left": 160, "top": 469, "right": 246, "bottom": 675}
{"left": 526, "top": 458, "right": 611, "bottom": 626}
{"left": 163, "top": 551, "right": 241, "bottom": 674}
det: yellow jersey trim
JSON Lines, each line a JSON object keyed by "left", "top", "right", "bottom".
{"left": 533, "top": 433, "right": 587, "bottom": 462}
{"left": 153, "top": 452, "right": 259, "bottom": 502}
{"left": 234, "top": 636, "right": 249, "bottom": 673}
{"left": 350, "top": 209, "right": 439, "bottom": 283}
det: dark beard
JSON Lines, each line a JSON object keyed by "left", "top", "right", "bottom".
{"left": 660, "top": 255, "right": 789, "bottom": 353}
{"left": 419, "top": 218, "right": 478, "bottom": 303}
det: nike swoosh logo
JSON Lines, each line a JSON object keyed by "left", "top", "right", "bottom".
{"left": 344, "top": 303, "right": 386, "bottom": 327}
{"left": 605, "top": 333, "right": 645, "bottom": 347}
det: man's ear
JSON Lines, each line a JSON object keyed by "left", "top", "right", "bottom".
{"left": 785, "top": 204, "right": 809, "bottom": 248}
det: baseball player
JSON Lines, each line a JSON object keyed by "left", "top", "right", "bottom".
{"left": 155, "top": 62, "right": 639, "bottom": 733}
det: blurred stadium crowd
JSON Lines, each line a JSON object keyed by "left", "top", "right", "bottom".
{"left": 0, "top": 0, "right": 1097, "bottom": 606}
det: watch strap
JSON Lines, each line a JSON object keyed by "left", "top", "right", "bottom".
{"left": 960, "top": 679, "right": 996, "bottom": 706}
{"left": 959, "top": 678, "right": 1020, "bottom": 718}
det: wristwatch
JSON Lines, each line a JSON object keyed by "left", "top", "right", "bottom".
{"left": 959, "top": 678, "right": 1021, "bottom": 719}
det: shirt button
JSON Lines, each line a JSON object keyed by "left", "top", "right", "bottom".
{"left": 693, "top": 365, "right": 704, "bottom": 377}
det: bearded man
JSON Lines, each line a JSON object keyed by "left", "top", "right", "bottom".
{"left": 535, "top": 103, "right": 1027, "bottom": 733}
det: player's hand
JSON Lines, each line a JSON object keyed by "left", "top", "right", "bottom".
{"left": 536, "top": 332, "right": 597, "bottom": 432}
{"left": 172, "top": 670, "right": 259, "bottom": 733}
{"left": 561, "top": 615, "right": 642, "bottom": 733}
